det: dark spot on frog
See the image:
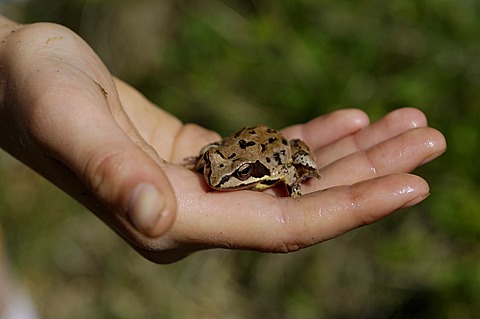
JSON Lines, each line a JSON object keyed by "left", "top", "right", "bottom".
{"left": 250, "top": 160, "right": 271, "bottom": 178}
{"left": 249, "top": 130, "right": 257, "bottom": 135}
{"left": 273, "top": 152, "right": 282, "bottom": 164}
{"left": 282, "top": 139, "right": 288, "bottom": 146}
{"left": 266, "top": 157, "right": 271, "bottom": 163}
{"left": 266, "top": 128, "right": 275, "bottom": 133}
{"left": 268, "top": 137, "right": 277, "bottom": 144}
{"left": 292, "top": 150, "right": 308, "bottom": 161}
{"left": 218, "top": 175, "right": 231, "bottom": 187}
{"left": 219, "top": 163, "right": 224, "bottom": 168}
{"left": 261, "top": 144, "right": 266, "bottom": 152}
{"left": 202, "top": 152, "right": 211, "bottom": 170}
{"left": 215, "top": 150, "right": 226, "bottom": 159}
{"left": 228, "top": 152, "right": 236, "bottom": 159}
{"left": 239, "top": 139, "right": 256, "bottom": 149}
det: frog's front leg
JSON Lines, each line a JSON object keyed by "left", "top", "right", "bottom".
{"left": 183, "top": 142, "right": 220, "bottom": 173}
{"left": 281, "top": 165, "right": 302, "bottom": 197}
{"left": 183, "top": 156, "right": 201, "bottom": 171}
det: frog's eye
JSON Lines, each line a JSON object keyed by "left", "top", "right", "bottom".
{"left": 235, "top": 163, "right": 252, "bottom": 180}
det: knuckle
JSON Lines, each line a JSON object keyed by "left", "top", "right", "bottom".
{"left": 268, "top": 205, "right": 313, "bottom": 253}
{"left": 82, "top": 149, "right": 125, "bottom": 201}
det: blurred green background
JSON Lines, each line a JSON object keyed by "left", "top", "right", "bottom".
{"left": 1, "top": 0, "right": 479, "bottom": 318}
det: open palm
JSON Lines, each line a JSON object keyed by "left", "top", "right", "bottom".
{"left": 0, "top": 17, "right": 446, "bottom": 263}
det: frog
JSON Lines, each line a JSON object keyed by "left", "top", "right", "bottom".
{"left": 185, "top": 125, "right": 320, "bottom": 197}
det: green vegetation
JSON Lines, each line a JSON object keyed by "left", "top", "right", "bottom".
{"left": 1, "top": 1, "right": 478, "bottom": 318}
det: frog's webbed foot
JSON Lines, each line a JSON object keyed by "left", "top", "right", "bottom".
{"left": 296, "top": 166, "right": 320, "bottom": 183}
{"left": 286, "top": 182, "right": 302, "bottom": 198}
{"left": 182, "top": 156, "right": 203, "bottom": 172}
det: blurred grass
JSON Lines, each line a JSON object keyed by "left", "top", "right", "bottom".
{"left": 1, "top": 0, "right": 479, "bottom": 318}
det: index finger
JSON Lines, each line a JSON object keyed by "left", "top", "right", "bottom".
{"left": 282, "top": 109, "right": 369, "bottom": 150}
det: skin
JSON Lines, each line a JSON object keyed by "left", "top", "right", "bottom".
{"left": 0, "top": 16, "right": 447, "bottom": 263}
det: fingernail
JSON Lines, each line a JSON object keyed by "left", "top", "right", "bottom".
{"left": 400, "top": 192, "right": 430, "bottom": 209}
{"left": 127, "top": 183, "right": 165, "bottom": 234}
{"left": 419, "top": 148, "right": 447, "bottom": 165}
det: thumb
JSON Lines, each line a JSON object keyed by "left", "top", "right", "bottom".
{"left": 0, "top": 21, "right": 176, "bottom": 239}
{"left": 78, "top": 138, "right": 177, "bottom": 238}
{"left": 8, "top": 83, "right": 177, "bottom": 238}
{"left": 48, "top": 87, "right": 178, "bottom": 237}
{"left": 22, "top": 77, "right": 176, "bottom": 238}
{"left": 0, "top": 21, "right": 176, "bottom": 238}
{"left": 32, "top": 100, "right": 178, "bottom": 237}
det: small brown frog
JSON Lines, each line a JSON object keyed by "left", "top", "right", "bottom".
{"left": 186, "top": 125, "right": 320, "bottom": 197}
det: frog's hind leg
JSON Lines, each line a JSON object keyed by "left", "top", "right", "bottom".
{"left": 290, "top": 139, "right": 320, "bottom": 182}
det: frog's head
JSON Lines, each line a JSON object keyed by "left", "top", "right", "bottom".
{"left": 203, "top": 149, "right": 271, "bottom": 191}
